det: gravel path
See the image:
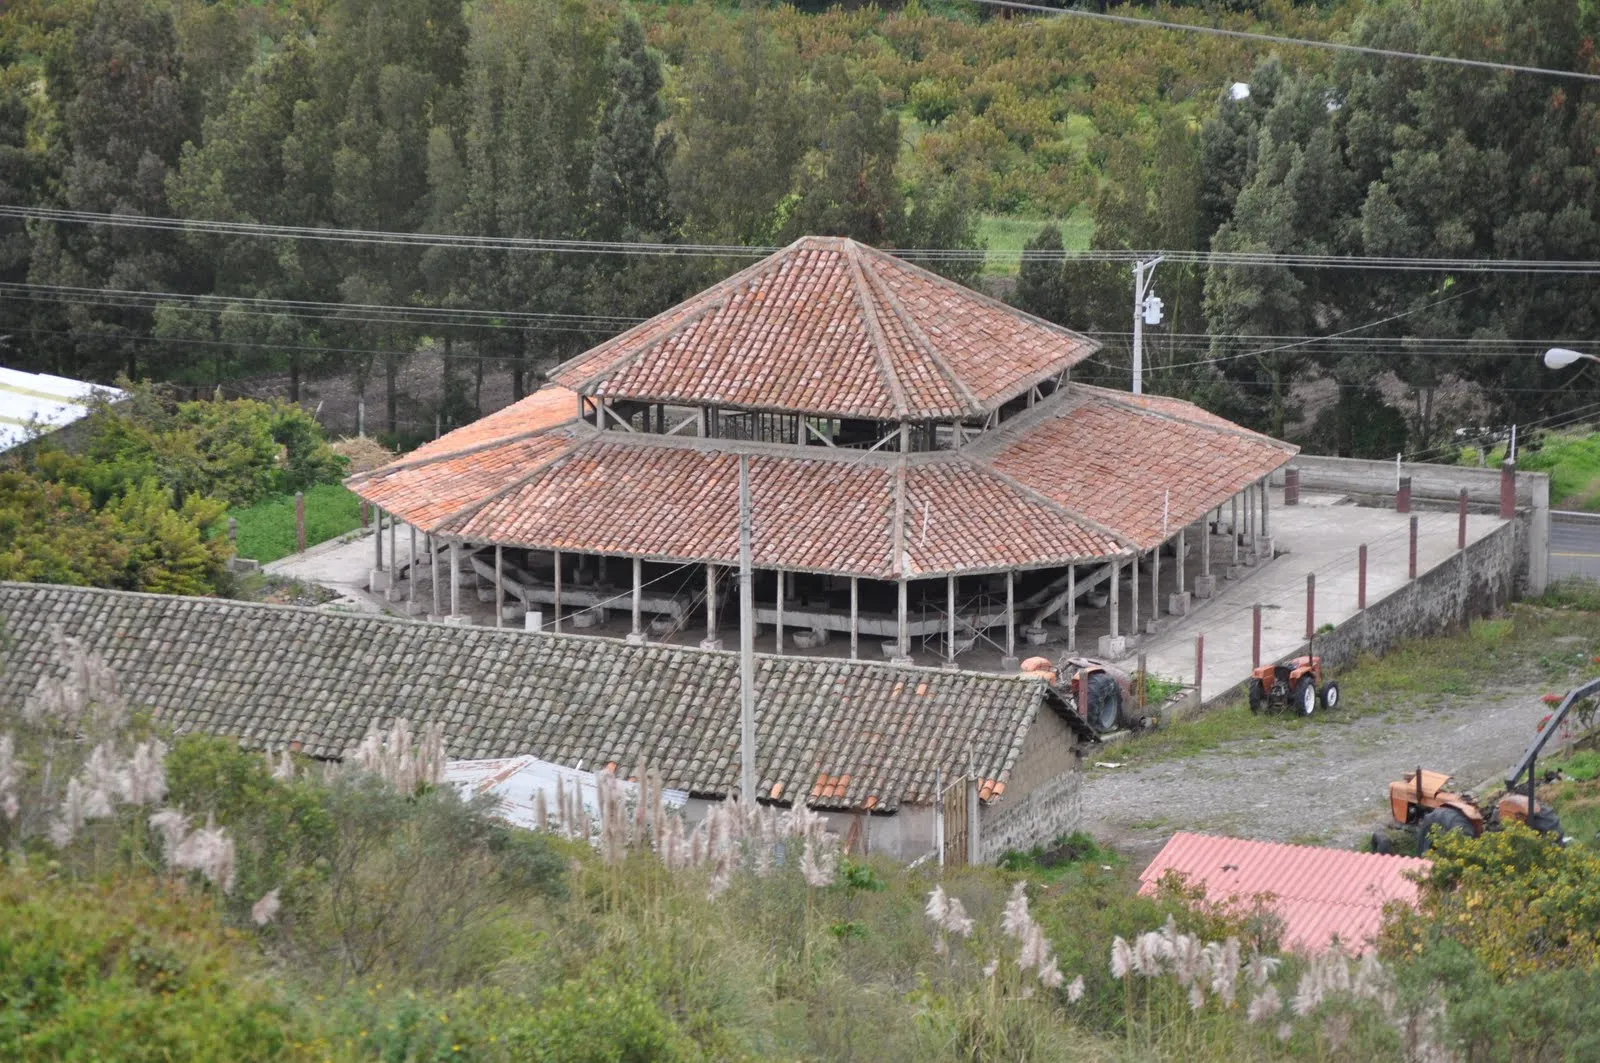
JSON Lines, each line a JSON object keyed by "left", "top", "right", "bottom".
{"left": 1082, "top": 687, "right": 1564, "bottom": 867}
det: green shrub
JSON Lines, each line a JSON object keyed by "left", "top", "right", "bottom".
{"left": 909, "top": 77, "right": 960, "bottom": 123}
{"left": 0, "top": 869, "right": 311, "bottom": 1061}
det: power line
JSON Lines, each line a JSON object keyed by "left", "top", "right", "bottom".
{"left": 962, "top": 0, "right": 1600, "bottom": 84}
{"left": 10, "top": 205, "right": 1600, "bottom": 274}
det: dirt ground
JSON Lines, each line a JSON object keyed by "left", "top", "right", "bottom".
{"left": 1083, "top": 685, "right": 1568, "bottom": 867}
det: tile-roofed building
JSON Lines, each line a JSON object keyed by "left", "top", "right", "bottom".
{"left": 0, "top": 582, "right": 1095, "bottom": 855}
{"left": 347, "top": 235, "right": 1297, "bottom": 667}
{"left": 0, "top": 365, "right": 123, "bottom": 451}
{"left": 1138, "top": 832, "right": 1429, "bottom": 954}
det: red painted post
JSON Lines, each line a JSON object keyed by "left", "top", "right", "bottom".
{"left": 1396, "top": 475, "right": 1412, "bottom": 514}
{"left": 360, "top": 501, "right": 369, "bottom": 529}
{"left": 294, "top": 491, "right": 306, "bottom": 554}
{"left": 1284, "top": 465, "right": 1301, "bottom": 506}
{"left": 1358, "top": 544, "right": 1368, "bottom": 610}
{"left": 1195, "top": 634, "right": 1204, "bottom": 700}
{"left": 1458, "top": 488, "right": 1469, "bottom": 549}
{"left": 1499, "top": 460, "right": 1516, "bottom": 519}
{"left": 1306, "top": 572, "right": 1316, "bottom": 639}
{"left": 1408, "top": 515, "right": 1419, "bottom": 580}
{"left": 1251, "top": 604, "right": 1262, "bottom": 670}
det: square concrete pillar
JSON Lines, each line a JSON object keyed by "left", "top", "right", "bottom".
{"left": 699, "top": 637, "right": 725, "bottom": 650}
{"left": 625, "top": 631, "right": 648, "bottom": 645}
{"left": 524, "top": 609, "right": 544, "bottom": 632}
{"left": 369, "top": 569, "right": 389, "bottom": 592}
{"left": 1097, "top": 633, "right": 1127, "bottom": 658}
{"left": 1000, "top": 656, "right": 1020, "bottom": 670}
{"left": 1143, "top": 618, "right": 1163, "bottom": 635}
{"left": 404, "top": 599, "right": 427, "bottom": 616}
{"left": 1255, "top": 536, "right": 1275, "bottom": 560}
{"left": 384, "top": 585, "right": 403, "bottom": 603}
{"left": 440, "top": 613, "right": 470, "bottom": 626}
{"left": 1167, "top": 591, "right": 1192, "bottom": 616}
{"left": 1193, "top": 574, "right": 1218, "bottom": 599}
{"left": 573, "top": 608, "right": 606, "bottom": 629}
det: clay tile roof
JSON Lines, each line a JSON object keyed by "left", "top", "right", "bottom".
{"left": 1138, "top": 832, "right": 1429, "bottom": 954}
{"left": 0, "top": 582, "right": 1080, "bottom": 812}
{"left": 547, "top": 236, "right": 1097, "bottom": 420}
{"left": 397, "top": 385, "right": 579, "bottom": 465}
{"left": 984, "top": 386, "right": 1297, "bottom": 550}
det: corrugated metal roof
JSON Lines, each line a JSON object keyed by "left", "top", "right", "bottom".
{"left": 1137, "top": 832, "right": 1428, "bottom": 954}
{"left": 445, "top": 755, "right": 689, "bottom": 833}
{"left": 0, "top": 366, "right": 122, "bottom": 451}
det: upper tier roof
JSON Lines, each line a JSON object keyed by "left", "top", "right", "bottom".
{"left": 547, "top": 236, "right": 1099, "bottom": 421}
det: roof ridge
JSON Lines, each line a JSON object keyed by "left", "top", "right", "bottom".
{"left": 1163, "top": 830, "right": 1429, "bottom": 862}
{"left": 855, "top": 253, "right": 985, "bottom": 416}
{"left": 551, "top": 247, "right": 792, "bottom": 391}
{"left": 963, "top": 453, "right": 1137, "bottom": 552}
{"left": 431, "top": 435, "right": 586, "bottom": 537}
{"left": 1074, "top": 385, "right": 1298, "bottom": 452}
{"left": 844, "top": 240, "right": 912, "bottom": 420}
{"left": 347, "top": 424, "right": 566, "bottom": 485}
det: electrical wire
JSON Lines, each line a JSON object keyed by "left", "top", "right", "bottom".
{"left": 961, "top": 0, "right": 1600, "bottom": 84}
{"left": 10, "top": 205, "right": 1600, "bottom": 273}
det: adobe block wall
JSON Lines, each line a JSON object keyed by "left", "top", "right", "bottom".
{"left": 978, "top": 709, "right": 1084, "bottom": 863}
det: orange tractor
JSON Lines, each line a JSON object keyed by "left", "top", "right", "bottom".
{"left": 1247, "top": 654, "right": 1339, "bottom": 716}
{"left": 1382, "top": 768, "right": 1559, "bottom": 854}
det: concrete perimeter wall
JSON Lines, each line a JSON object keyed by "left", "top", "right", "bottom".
{"left": 1276, "top": 454, "right": 1546, "bottom": 506}
{"left": 977, "top": 710, "right": 1086, "bottom": 862}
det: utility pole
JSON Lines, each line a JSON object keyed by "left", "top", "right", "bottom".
{"left": 738, "top": 454, "right": 757, "bottom": 806}
{"left": 1131, "top": 257, "right": 1164, "bottom": 395}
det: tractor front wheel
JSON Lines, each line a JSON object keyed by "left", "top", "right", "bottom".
{"left": 1294, "top": 676, "right": 1317, "bottom": 716}
{"left": 1248, "top": 679, "right": 1266, "bottom": 714}
{"left": 1320, "top": 681, "right": 1340, "bottom": 711}
{"left": 1418, "top": 806, "right": 1474, "bottom": 854}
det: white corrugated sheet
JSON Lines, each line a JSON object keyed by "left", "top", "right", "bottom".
{"left": 0, "top": 366, "right": 123, "bottom": 451}
{"left": 445, "top": 755, "right": 689, "bottom": 832}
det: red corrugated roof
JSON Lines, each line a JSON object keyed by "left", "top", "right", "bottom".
{"left": 1137, "top": 832, "right": 1428, "bottom": 954}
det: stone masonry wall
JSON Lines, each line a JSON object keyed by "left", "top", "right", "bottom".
{"left": 978, "top": 709, "right": 1084, "bottom": 862}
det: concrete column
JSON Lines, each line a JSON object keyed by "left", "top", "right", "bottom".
{"left": 1530, "top": 472, "right": 1549, "bottom": 595}
{"left": 895, "top": 578, "right": 910, "bottom": 663}
{"left": 1396, "top": 475, "right": 1412, "bottom": 514}
{"left": 1358, "top": 543, "right": 1368, "bottom": 610}
{"left": 1003, "top": 570, "right": 1017, "bottom": 667}
{"left": 495, "top": 545, "right": 504, "bottom": 629}
{"left": 1066, "top": 565, "right": 1077, "bottom": 652}
{"left": 1099, "top": 558, "right": 1125, "bottom": 658}
{"left": 449, "top": 541, "right": 461, "bottom": 618}
{"left": 701, "top": 565, "right": 722, "bottom": 650}
{"left": 408, "top": 526, "right": 418, "bottom": 611}
{"left": 1169, "top": 527, "right": 1192, "bottom": 616}
{"left": 553, "top": 549, "right": 563, "bottom": 633}
{"left": 849, "top": 577, "right": 859, "bottom": 660}
{"left": 1131, "top": 551, "right": 1140, "bottom": 633}
{"left": 1260, "top": 476, "right": 1271, "bottom": 538}
{"left": 1409, "top": 516, "right": 1419, "bottom": 580}
{"left": 628, "top": 558, "right": 644, "bottom": 644}
{"left": 775, "top": 568, "right": 785, "bottom": 655}
{"left": 1176, "top": 528, "right": 1186, "bottom": 594}
{"left": 430, "top": 534, "right": 441, "bottom": 617}
{"left": 1499, "top": 460, "right": 1516, "bottom": 520}
{"left": 388, "top": 511, "right": 397, "bottom": 578}
{"left": 1284, "top": 465, "right": 1300, "bottom": 505}
{"left": 945, "top": 575, "right": 958, "bottom": 667}
{"left": 1150, "top": 540, "right": 1160, "bottom": 626}
{"left": 1196, "top": 514, "right": 1216, "bottom": 599}
{"left": 369, "top": 507, "right": 388, "bottom": 593}
{"left": 1231, "top": 494, "right": 1239, "bottom": 537}
{"left": 374, "top": 507, "right": 384, "bottom": 569}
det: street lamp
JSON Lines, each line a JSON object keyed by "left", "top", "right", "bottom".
{"left": 1544, "top": 347, "right": 1600, "bottom": 369}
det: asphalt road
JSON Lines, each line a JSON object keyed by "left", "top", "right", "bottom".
{"left": 1550, "top": 511, "right": 1600, "bottom": 584}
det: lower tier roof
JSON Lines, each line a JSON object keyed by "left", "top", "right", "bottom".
{"left": 349, "top": 383, "right": 1297, "bottom": 578}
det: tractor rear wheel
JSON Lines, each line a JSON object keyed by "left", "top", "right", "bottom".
{"left": 1248, "top": 679, "right": 1266, "bottom": 714}
{"left": 1083, "top": 671, "right": 1123, "bottom": 733}
{"left": 1320, "top": 681, "right": 1340, "bottom": 711}
{"left": 1418, "top": 806, "right": 1474, "bottom": 854}
{"left": 1294, "top": 676, "right": 1317, "bottom": 716}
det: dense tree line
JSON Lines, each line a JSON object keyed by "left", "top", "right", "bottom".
{"left": 1, "top": 0, "right": 1597, "bottom": 455}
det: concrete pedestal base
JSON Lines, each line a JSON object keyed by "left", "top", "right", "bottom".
{"left": 1143, "top": 618, "right": 1163, "bottom": 635}
{"left": 1167, "top": 591, "right": 1192, "bottom": 616}
{"left": 384, "top": 585, "right": 403, "bottom": 603}
{"left": 940, "top": 660, "right": 960, "bottom": 671}
{"left": 403, "top": 599, "right": 426, "bottom": 615}
{"left": 572, "top": 609, "right": 606, "bottom": 629}
{"left": 625, "top": 631, "right": 648, "bottom": 645}
{"left": 501, "top": 604, "right": 526, "bottom": 622}
{"left": 524, "top": 610, "right": 544, "bottom": 632}
{"left": 699, "top": 637, "right": 724, "bottom": 651}
{"left": 369, "top": 569, "right": 389, "bottom": 592}
{"left": 1194, "top": 574, "right": 1217, "bottom": 599}
{"left": 440, "top": 613, "right": 470, "bottom": 626}
{"left": 1000, "top": 656, "right": 1020, "bottom": 670}
{"left": 1256, "top": 536, "right": 1275, "bottom": 559}
{"left": 888, "top": 656, "right": 915, "bottom": 667}
{"left": 1098, "top": 634, "right": 1128, "bottom": 658}
{"left": 1023, "top": 624, "right": 1049, "bottom": 646}
{"left": 792, "top": 628, "right": 829, "bottom": 649}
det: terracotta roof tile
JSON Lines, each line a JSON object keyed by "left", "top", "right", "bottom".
{"left": 1139, "top": 832, "right": 1428, "bottom": 954}
{"left": 395, "top": 385, "right": 578, "bottom": 465}
{"left": 986, "top": 391, "right": 1296, "bottom": 549}
{"left": 353, "top": 434, "right": 575, "bottom": 533}
{"left": 0, "top": 582, "right": 1071, "bottom": 812}
{"left": 548, "top": 237, "right": 1097, "bottom": 419}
